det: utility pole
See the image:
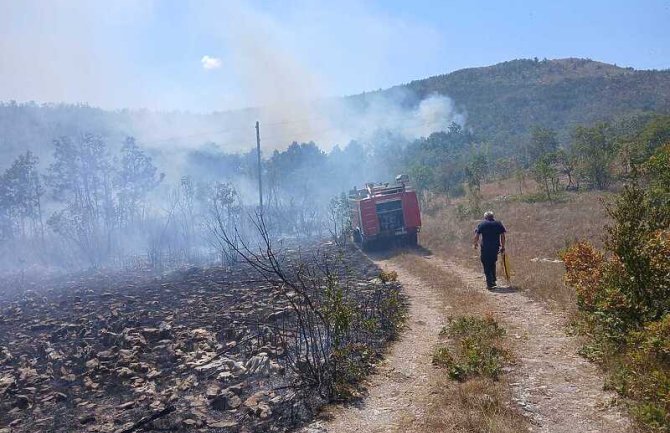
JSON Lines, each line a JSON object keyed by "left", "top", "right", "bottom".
{"left": 255, "top": 121, "right": 263, "bottom": 214}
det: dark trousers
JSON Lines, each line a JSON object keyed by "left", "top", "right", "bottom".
{"left": 480, "top": 249, "right": 498, "bottom": 288}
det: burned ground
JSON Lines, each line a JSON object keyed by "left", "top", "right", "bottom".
{"left": 0, "top": 243, "right": 401, "bottom": 433}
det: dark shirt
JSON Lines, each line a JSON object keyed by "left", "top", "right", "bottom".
{"left": 475, "top": 219, "right": 506, "bottom": 252}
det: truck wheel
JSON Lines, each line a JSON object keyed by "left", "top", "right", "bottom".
{"left": 353, "top": 229, "right": 362, "bottom": 244}
{"left": 406, "top": 232, "right": 418, "bottom": 247}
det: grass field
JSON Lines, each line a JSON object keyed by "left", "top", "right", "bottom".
{"left": 419, "top": 180, "right": 611, "bottom": 311}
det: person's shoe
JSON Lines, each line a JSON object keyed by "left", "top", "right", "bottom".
{"left": 486, "top": 285, "right": 496, "bottom": 291}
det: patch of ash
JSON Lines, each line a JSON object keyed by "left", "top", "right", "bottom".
{"left": 0, "top": 243, "right": 401, "bottom": 432}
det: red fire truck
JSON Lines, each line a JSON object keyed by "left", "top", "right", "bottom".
{"left": 349, "top": 175, "right": 422, "bottom": 249}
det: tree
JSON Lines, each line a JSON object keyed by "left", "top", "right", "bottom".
{"left": 0, "top": 151, "right": 44, "bottom": 240}
{"left": 532, "top": 154, "right": 558, "bottom": 202}
{"left": 466, "top": 153, "right": 488, "bottom": 191}
{"left": 555, "top": 148, "right": 578, "bottom": 187}
{"left": 572, "top": 123, "right": 617, "bottom": 190}
{"left": 116, "top": 137, "right": 163, "bottom": 227}
{"left": 205, "top": 182, "right": 242, "bottom": 265}
{"left": 528, "top": 126, "right": 558, "bottom": 164}
{"left": 46, "top": 134, "right": 115, "bottom": 265}
{"left": 327, "top": 193, "right": 351, "bottom": 246}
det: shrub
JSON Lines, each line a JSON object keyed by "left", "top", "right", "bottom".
{"left": 607, "top": 315, "right": 670, "bottom": 430}
{"left": 432, "top": 316, "right": 510, "bottom": 381}
{"left": 378, "top": 269, "right": 398, "bottom": 283}
{"left": 560, "top": 241, "right": 604, "bottom": 311}
{"left": 562, "top": 146, "right": 670, "bottom": 431}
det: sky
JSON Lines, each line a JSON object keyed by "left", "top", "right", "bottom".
{"left": 0, "top": 0, "right": 668, "bottom": 112}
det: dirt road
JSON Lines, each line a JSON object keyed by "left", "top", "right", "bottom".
{"left": 301, "top": 251, "right": 631, "bottom": 433}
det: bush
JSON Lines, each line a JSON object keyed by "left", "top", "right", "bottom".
{"left": 378, "top": 269, "right": 398, "bottom": 283}
{"left": 561, "top": 146, "right": 670, "bottom": 431}
{"left": 432, "top": 316, "right": 510, "bottom": 381}
{"left": 560, "top": 241, "right": 605, "bottom": 311}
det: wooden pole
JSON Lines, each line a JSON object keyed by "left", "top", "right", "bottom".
{"left": 255, "top": 121, "right": 263, "bottom": 214}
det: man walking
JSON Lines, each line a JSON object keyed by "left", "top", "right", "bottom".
{"left": 473, "top": 211, "right": 506, "bottom": 290}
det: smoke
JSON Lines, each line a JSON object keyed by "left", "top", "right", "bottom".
{"left": 0, "top": 0, "right": 461, "bottom": 157}
{"left": 0, "top": 0, "right": 468, "bottom": 278}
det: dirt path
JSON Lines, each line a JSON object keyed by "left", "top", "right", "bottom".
{"left": 302, "top": 257, "right": 446, "bottom": 433}
{"left": 426, "top": 255, "right": 630, "bottom": 433}
{"left": 301, "top": 252, "right": 631, "bottom": 433}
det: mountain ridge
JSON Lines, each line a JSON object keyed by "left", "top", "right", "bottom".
{"left": 1, "top": 57, "right": 669, "bottom": 163}
{"left": 357, "top": 57, "right": 670, "bottom": 146}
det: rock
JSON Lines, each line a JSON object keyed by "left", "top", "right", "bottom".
{"left": 245, "top": 352, "right": 270, "bottom": 375}
{"left": 146, "top": 368, "right": 162, "bottom": 379}
{"left": 0, "top": 373, "right": 15, "bottom": 394}
{"left": 84, "top": 376, "right": 99, "bottom": 390}
{"left": 117, "top": 401, "right": 135, "bottom": 410}
{"left": 15, "top": 394, "right": 31, "bottom": 409}
{"left": 258, "top": 402, "right": 272, "bottom": 419}
{"left": 210, "top": 391, "right": 241, "bottom": 411}
{"left": 182, "top": 416, "right": 204, "bottom": 428}
{"left": 244, "top": 390, "right": 271, "bottom": 417}
{"left": 79, "top": 414, "right": 96, "bottom": 424}
{"left": 224, "top": 384, "right": 244, "bottom": 395}
{"left": 266, "top": 308, "right": 290, "bottom": 321}
{"left": 97, "top": 350, "right": 115, "bottom": 361}
{"left": 223, "top": 359, "right": 247, "bottom": 376}
{"left": 206, "top": 384, "right": 221, "bottom": 399}
{"left": 216, "top": 371, "right": 233, "bottom": 381}
{"left": 194, "top": 358, "right": 228, "bottom": 372}
{"left": 208, "top": 420, "right": 238, "bottom": 428}
{"left": 141, "top": 328, "right": 161, "bottom": 341}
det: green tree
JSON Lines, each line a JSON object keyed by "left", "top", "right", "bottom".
{"left": 572, "top": 123, "right": 617, "bottom": 190}
{"left": 0, "top": 151, "right": 44, "bottom": 240}
{"left": 116, "top": 137, "right": 163, "bottom": 227}
{"left": 528, "top": 126, "right": 558, "bottom": 164}
{"left": 531, "top": 155, "right": 558, "bottom": 201}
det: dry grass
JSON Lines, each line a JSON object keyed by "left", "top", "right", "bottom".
{"left": 422, "top": 377, "right": 529, "bottom": 433}
{"left": 420, "top": 189, "right": 612, "bottom": 311}
{"left": 393, "top": 254, "right": 528, "bottom": 433}
{"left": 395, "top": 254, "right": 488, "bottom": 314}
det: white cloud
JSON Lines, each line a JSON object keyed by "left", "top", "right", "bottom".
{"left": 201, "top": 55, "right": 222, "bottom": 70}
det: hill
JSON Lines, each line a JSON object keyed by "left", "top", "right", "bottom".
{"left": 378, "top": 58, "right": 670, "bottom": 146}
{"left": 1, "top": 58, "right": 669, "bottom": 166}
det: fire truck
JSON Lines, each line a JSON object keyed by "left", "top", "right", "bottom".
{"left": 349, "top": 174, "right": 422, "bottom": 249}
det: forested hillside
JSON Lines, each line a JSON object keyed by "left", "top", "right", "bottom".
{"left": 362, "top": 58, "right": 670, "bottom": 148}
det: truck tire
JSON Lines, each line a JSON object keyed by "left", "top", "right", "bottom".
{"left": 406, "top": 232, "right": 418, "bottom": 247}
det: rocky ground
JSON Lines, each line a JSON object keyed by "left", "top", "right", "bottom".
{"left": 0, "top": 242, "right": 394, "bottom": 433}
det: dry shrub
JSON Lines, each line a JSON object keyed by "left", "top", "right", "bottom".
{"left": 560, "top": 240, "right": 604, "bottom": 310}
{"left": 378, "top": 269, "right": 398, "bottom": 283}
